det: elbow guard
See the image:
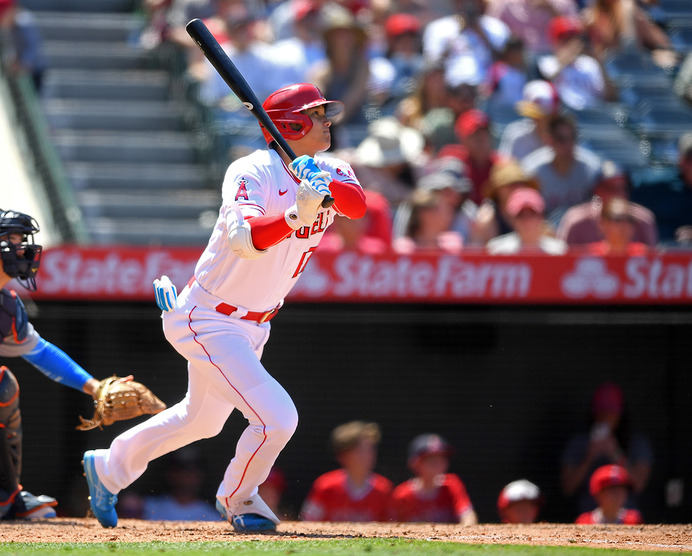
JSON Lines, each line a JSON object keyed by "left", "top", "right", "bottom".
{"left": 228, "top": 218, "right": 267, "bottom": 260}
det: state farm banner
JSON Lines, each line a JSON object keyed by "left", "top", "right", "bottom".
{"left": 27, "top": 246, "right": 692, "bottom": 304}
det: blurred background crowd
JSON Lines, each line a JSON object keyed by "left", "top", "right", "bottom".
{"left": 124, "top": 0, "right": 692, "bottom": 255}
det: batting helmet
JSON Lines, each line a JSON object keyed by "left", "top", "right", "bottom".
{"left": 260, "top": 83, "right": 344, "bottom": 144}
{"left": 0, "top": 209, "right": 42, "bottom": 292}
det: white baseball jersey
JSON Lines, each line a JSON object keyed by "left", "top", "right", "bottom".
{"left": 194, "top": 148, "right": 360, "bottom": 311}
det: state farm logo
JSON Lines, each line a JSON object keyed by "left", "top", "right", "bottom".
{"left": 561, "top": 258, "right": 619, "bottom": 299}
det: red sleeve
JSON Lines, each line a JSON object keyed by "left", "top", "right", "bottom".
{"left": 331, "top": 179, "right": 367, "bottom": 219}
{"left": 248, "top": 214, "right": 293, "bottom": 251}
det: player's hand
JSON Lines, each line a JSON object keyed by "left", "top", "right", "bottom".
{"left": 285, "top": 179, "right": 331, "bottom": 228}
{"left": 290, "top": 155, "right": 332, "bottom": 191}
{"left": 153, "top": 275, "right": 177, "bottom": 312}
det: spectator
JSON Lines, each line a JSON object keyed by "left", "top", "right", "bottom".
{"left": 271, "top": 0, "right": 327, "bottom": 84}
{"left": 381, "top": 12, "right": 425, "bottom": 106}
{"left": 392, "top": 188, "right": 465, "bottom": 254}
{"left": 522, "top": 113, "right": 601, "bottom": 224}
{"left": 350, "top": 116, "right": 424, "bottom": 208}
{"left": 498, "top": 80, "right": 561, "bottom": 163}
{"left": 536, "top": 15, "right": 617, "bottom": 111}
{"left": 581, "top": 0, "right": 673, "bottom": 66}
{"left": 486, "top": 187, "right": 568, "bottom": 253}
{"left": 419, "top": 107, "right": 458, "bottom": 159}
{"left": 309, "top": 4, "right": 373, "bottom": 148}
{"left": 674, "top": 53, "right": 692, "bottom": 106}
{"left": 575, "top": 464, "right": 644, "bottom": 524}
{"left": 560, "top": 381, "right": 653, "bottom": 516}
{"left": 629, "top": 133, "right": 692, "bottom": 248}
{"left": 441, "top": 109, "right": 502, "bottom": 205}
{"left": 121, "top": 448, "right": 221, "bottom": 521}
{"left": 393, "top": 156, "right": 476, "bottom": 244}
{"left": 0, "top": 0, "right": 46, "bottom": 91}
{"left": 300, "top": 421, "right": 392, "bottom": 522}
{"left": 486, "top": 0, "right": 579, "bottom": 55}
{"left": 557, "top": 160, "right": 658, "bottom": 249}
{"left": 484, "top": 35, "right": 529, "bottom": 108}
{"left": 396, "top": 62, "right": 448, "bottom": 132}
{"left": 389, "top": 434, "right": 478, "bottom": 525}
{"left": 469, "top": 157, "right": 539, "bottom": 246}
{"left": 423, "top": 0, "right": 511, "bottom": 88}
{"left": 586, "top": 197, "right": 649, "bottom": 255}
{"left": 497, "top": 479, "right": 544, "bottom": 524}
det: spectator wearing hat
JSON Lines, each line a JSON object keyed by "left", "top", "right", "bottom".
{"left": 389, "top": 434, "right": 477, "bottom": 525}
{"left": 560, "top": 381, "right": 653, "bottom": 516}
{"left": 440, "top": 109, "right": 502, "bottom": 205}
{"left": 468, "top": 157, "right": 536, "bottom": 246}
{"left": 630, "top": 133, "right": 692, "bottom": 248}
{"left": 393, "top": 156, "right": 477, "bottom": 245}
{"left": 300, "top": 421, "right": 392, "bottom": 522}
{"left": 522, "top": 113, "right": 601, "bottom": 224}
{"left": 423, "top": 0, "right": 511, "bottom": 89}
{"left": 498, "top": 80, "right": 561, "bottom": 163}
{"left": 486, "top": 187, "right": 567, "bottom": 253}
{"left": 0, "top": 0, "right": 46, "bottom": 91}
{"left": 557, "top": 160, "right": 658, "bottom": 249}
{"left": 497, "top": 479, "right": 544, "bottom": 524}
{"left": 486, "top": 0, "right": 579, "bottom": 55}
{"left": 348, "top": 116, "right": 424, "bottom": 208}
{"left": 381, "top": 13, "right": 425, "bottom": 105}
{"left": 586, "top": 197, "right": 649, "bottom": 255}
{"left": 575, "top": 464, "right": 644, "bottom": 524}
{"left": 536, "top": 15, "right": 617, "bottom": 111}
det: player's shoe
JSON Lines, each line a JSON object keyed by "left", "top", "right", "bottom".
{"left": 217, "top": 494, "right": 279, "bottom": 532}
{"left": 83, "top": 450, "right": 118, "bottom": 528}
{"left": 13, "top": 490, "right": 58, "bottom": 519}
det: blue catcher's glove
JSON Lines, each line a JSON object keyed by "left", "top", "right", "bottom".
{"left": 153, "top": 275, "right": 177, "bottom": 312}
{"left": 290, "top": 155, "right": 332, "bottom": 191}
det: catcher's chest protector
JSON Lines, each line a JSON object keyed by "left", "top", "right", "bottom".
{"left": 0, "top": 289, "right": 29, "bottom": 345}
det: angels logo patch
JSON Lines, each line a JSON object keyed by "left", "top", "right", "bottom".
{"left": 336, "top": 166, "right": 356, "bottom": 182}
{"left": 235, "top": 177, "right": 250, "bottom": 201}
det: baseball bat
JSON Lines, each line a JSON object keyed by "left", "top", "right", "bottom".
{"left": 185, "top": 18, "right": 334, "bottom": 208}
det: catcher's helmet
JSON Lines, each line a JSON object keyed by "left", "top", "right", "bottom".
{"left": 0, "top": 209, "right": 42, "bottom": 292}
{"left": 260, "top": 83, "right": 344, "bottom": 144}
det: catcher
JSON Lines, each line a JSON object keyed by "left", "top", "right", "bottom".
{"left": 0, "top": 209, "right": 165, "bottom": 519}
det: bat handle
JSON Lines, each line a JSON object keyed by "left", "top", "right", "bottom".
{"left": 321, "top": 195, "right": 335, "bottom": 208}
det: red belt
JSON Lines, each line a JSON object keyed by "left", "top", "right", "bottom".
{"left": 215, "top": 302, "right": 280, "bottom": 324}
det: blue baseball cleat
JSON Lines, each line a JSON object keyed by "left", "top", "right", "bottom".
{"left": 231, "top": 512, "right": 277, "bottom": 532}
{"left": 83, "top": 450, "right": 118, "bottom": 528}
{"left": 14, "top": 491, "right": 58, "bottom": 519}
{"left": 217, "top": 494, "right": 279, "bottom": 532}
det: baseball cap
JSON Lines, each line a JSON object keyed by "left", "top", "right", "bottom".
{"left": 420, "top": 156, "right": 472, "bottom": 194}
{"left": 407, "top": 434, "right": 454, "bottom": 463}
{"left": 591, "top": 381, "right": 624, "bottom": 414}
{"left": 548, "top": 16, "right": 585, "bottom": 44}
{"left": 497, "top": 480, "right": 543, "bottom": 512}
{"left": 589, "top": 464, "right": 632, "bottom": 497}
{"left": 506, "top": 187, "right": 545, "bottom": 217}
{"left": 455, "top": 109, "right": 490, "bottom": 140}
{"left": 384, "top": 13, "right": 421, "bottom": 39}
{"left": 516, "top": 80, "right": 559, "bottom": 119}
{"left": 485, "top": 159, "right": 539, "bottom": 200}
{"left": 355, "top": 117, "right": 423, "bottom": 167}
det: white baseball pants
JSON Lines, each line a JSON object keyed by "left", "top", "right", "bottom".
{"left": 92, "top": 281, "right": 298, "bottom": 514}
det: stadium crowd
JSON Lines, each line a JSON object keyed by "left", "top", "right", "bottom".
{"left": 136, "top": 0, "right": 692, "bottom": 254}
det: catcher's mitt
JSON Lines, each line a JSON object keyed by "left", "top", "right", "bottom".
{"left": 77, "top": 375, "right": 167, "bottom": 431}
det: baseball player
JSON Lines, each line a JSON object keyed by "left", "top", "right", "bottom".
{"left": 0, "top": 209, "right": 126, "bottom": 518}
{"left": 83, "top": 83, "right": 367, "bottom": 531}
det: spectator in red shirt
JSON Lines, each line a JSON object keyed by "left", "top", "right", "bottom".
{"left": 389, "top": 434, "right": 477, "bottom": 525}
{"left": 300, "top": 421, "right": 392, "bottom": 522}
{"left": 587, "top": 197, "right": 649, "bottom": 256}
{"left": 440, "top": 109, "right": 502, "bottom": 205}
{"left": 576, "top": 464, "right": 644, "bottom": 524}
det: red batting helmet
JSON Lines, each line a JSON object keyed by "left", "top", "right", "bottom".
{"left": 260, "top": 83, "right": 344, "bottom": 143}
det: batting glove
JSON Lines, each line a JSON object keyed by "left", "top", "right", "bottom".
{"left": 290, "top": 155, "right": 332, "bottom": 191}
{"left": 285, "top": 179, "right": 331, "bottom": 229}
{"left": 153, "top": 275, "right": 177, "bottom": 312}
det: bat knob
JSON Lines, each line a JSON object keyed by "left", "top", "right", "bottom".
{"left": 321, "top": 195, "right": 335, "bottom": 209}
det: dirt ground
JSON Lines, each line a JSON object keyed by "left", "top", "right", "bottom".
{"left": 0, "top": 519, "right": 690, "bottom": 552}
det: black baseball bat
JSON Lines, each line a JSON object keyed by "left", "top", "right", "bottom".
{"left": 185, "top": 18, "right": 334, "bottom": 208}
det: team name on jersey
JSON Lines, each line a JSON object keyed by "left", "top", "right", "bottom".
{"left": 294, "top": 210, "right": 330, "bottom": 239}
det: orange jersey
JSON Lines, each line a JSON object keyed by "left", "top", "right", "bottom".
{"left": 300, "top": 469, "right": 392, "bottom": 522}
{"left": 389, "top": 473, "right": 474, "bottom": 523}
